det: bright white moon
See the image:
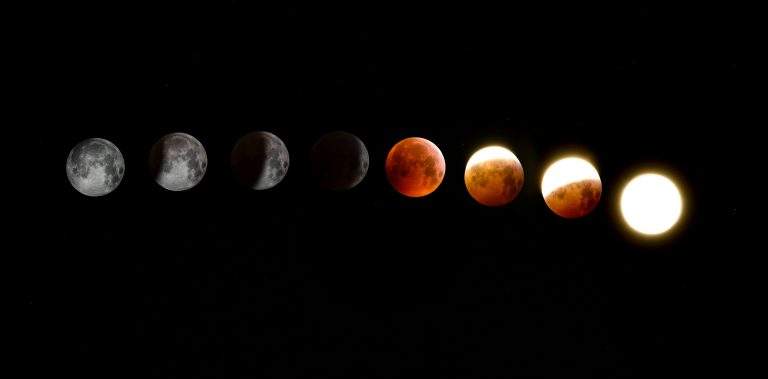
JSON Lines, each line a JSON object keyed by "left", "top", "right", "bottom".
{"left": 620, "top": 173, "right": 683, "bottom": 235}
{"left": 466, "top": 145, "right": 520, "bottom": 168}
{"left": 540, "top": 157, "right": 600, "bottom": 198}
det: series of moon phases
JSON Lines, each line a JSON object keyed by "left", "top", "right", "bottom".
{"left": 464, "top": 146, "right": 524, "bottom": 206}
{"left": 385, "top": 137, "right": 446, "bottom": 197}
{"left": 149, "top": 132, "right": 208, "bottom": 191}
{"left": 65, "top": 134, "right": 685, "bottom": 238}
{"left": 231, "top": 131, "right": 290, "bottom": 190}
{"left": 66, "top": 138, "right": 125, "bottom": 197}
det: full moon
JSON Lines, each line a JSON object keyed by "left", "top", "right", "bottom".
{"left": 311, "top": 131, "right": 369, "bottom": 190}
{"left": 231, "top": 131, "right": 290, "bottom": 190}
{"left": 66, "top": 138, "right": 125, "bottom": 196}
{"left": 540, "top": 157, "right": 602, "bottom": 218}
{"left": 620, "top": 173, "right": 683, "bottom": 235}
{"left": 149, "top": 132, "right": 208, "bottom": 191}
{"left": 464, "top": 146, "right": 524, "bottom": 206}
{"left": 385, "top": 137, "right": 445, "bottom": 197}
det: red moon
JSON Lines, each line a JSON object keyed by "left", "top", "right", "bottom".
{"left": 385, "top": 137, "right": 446, "bottom": 197}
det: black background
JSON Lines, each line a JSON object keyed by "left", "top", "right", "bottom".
{"left": 32, "top": 3, "right": 742, "bottom": 377}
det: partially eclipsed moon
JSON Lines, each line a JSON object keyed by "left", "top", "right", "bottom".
{"left": 464, "top": 146, "right": 524, "bottom": 206}
{"left": 149, "top": 132, "right": 208, "bottom": 191}
{"left": 231, "top": 131, "right": 290, "bottom": 190}
{"left": 311, "top": 131, "right": 369, "bottom": 190}
{"left": 541, "top": 157, "right": 602, "bottom": 218}
{"left": 620, "top": 173, "right": 683, "bottom": 235}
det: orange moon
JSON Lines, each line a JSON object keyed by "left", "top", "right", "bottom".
{"left": 540, "top": 157, "right": 602, "bottom": 218}
{"left": 385, "top": 137, "right": 445, "bottom": 197}
{"left": 464, "top": 146, "right": 524, "bottom": 206}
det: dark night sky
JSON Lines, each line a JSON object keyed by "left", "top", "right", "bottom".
{"left": 28, "top": 3, "right": 743, "bottom": 377}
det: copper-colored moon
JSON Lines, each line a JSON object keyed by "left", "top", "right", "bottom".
{"left": 385, "top": 137, "right": 445, "bottom": 197}
{"left": 541, "top": 157, "right": 602, "bottom": 218}
{"left": 464, "top": 146, "right": 524, "bottom": 206}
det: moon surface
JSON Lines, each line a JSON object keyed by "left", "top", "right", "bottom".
{"left": 311, "top": 131, "right": 369, "bottom": 190}
{"left": 541, "top": 157, "right": 602, "bottom": 218}
{"left": 620, "top": 173, "right": 683, "bottom": 235}
{"left": 464, "top": 146, "right": 524, "bottom": 206}
{"left": 66, "top": 138, "right": 125, "bottom": 196}
{"left": 385, "top": 137, "right": 445, "bottom": 197}
{"left": 149, "top": 133, "right": 207, "bottom": 191}
{"left": 231, "top": 131, "right": 290, "bottom": 190}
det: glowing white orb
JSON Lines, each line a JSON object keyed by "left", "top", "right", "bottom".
{"left": 620, "top": 173, "right": 683, "bottom": 235}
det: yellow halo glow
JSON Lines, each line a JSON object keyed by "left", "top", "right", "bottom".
{"left": 466, "top": 146, "right": 519, "bottom": 167}
{"left": 620, "top": 173, "right": 683, "bottom": 236}
{"left": 540, "top": 157, "right": 600, "bottom": 197}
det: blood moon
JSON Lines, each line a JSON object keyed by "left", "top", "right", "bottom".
{"left": 385, "top": 137, "right": 446, "bottom": 197}
{"left": 540, "top": 157, "right": 602, "bottom": 218}
{"left": 464, "top": 146, "right": 524, "bottom": 206}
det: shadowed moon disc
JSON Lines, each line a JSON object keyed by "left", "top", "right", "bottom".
{"left": 231, "top": 131, "right": 290, "bottom": 190}
{"left": 464, "top": 146, "right": 524, "bottom": 206}
{"left": 311, "top": 131, "right": 369, "bottom": 190}
{"left": 541, "top": 157, "right": 602, "bottom": 218}
{"left": 66, "top": 138, "right": 125, "bottom": 196}
{"left": 149, "top": 132, "right": 208, "bottom": 191}
{"left": 385, "top": 137, "right": 445, "bottom": 197}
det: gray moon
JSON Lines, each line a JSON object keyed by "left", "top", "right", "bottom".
{"left": 149, "top": 132, "right": 207, "bottom": 191}
{"left": 66, "top": 138, "right": 125, "bottom": 196}
{"left": 311, "top": 131, "right": 369, "bottom": 190}
{"left": 231, "top": 131, "right": 289, "bottom": 190}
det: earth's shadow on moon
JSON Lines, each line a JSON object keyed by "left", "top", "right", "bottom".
{"left": 310, "top": 131, "right": 369, "bottom": 191}
{"left": 230, "top": 131, "right": 290, "bottom": 190}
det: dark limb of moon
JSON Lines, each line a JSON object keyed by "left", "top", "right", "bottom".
{"left": 66, "top": 138, "right": 125, "bottom": 196}
{"left": 231, "top": 131, "right": 290, "bottom": 190}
